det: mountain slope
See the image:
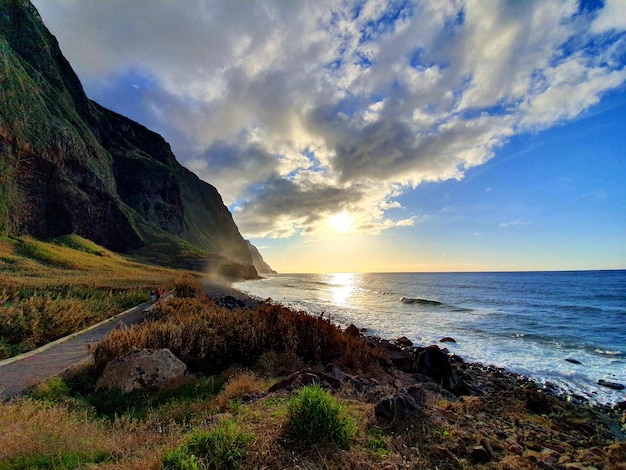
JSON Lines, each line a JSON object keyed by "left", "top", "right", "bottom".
{"left": 246, "top": 240, "right": 277, "bottom": 274}
{"left": 0, "top": 0, "right": 257, "bottom": 277}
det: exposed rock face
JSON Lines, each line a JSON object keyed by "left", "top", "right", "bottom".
{"left": 95, "top": 349, "right": 187, "bottom": 393}
{"left": 0, "top": 1, "right": 257, "bottom": 277}
{"left": 245, "top": 240, "right": 276, "bottom": 274}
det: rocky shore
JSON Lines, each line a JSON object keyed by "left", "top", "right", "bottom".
{"left": 202, "top": 279, "right": 626, "bottom": 468}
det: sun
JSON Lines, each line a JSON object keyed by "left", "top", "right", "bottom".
{"left": 328, "top": 211, "right": 353, "bottom": 234}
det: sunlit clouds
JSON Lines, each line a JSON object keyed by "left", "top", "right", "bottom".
{"left": 32, "top": 0, "right": 626, "bottom": 271}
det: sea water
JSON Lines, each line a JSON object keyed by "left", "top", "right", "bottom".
{"left": 234, "top": 271, "right": 626, "bottom": 405}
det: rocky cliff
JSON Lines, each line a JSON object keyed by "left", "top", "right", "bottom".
{"left": 0, "top": 1, "right": 257, "bottom": 278}
{"left": 246, "top": 240, "right": 277, "bottom": 274}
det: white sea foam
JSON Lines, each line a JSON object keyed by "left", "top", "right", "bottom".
{"left": 235, "top": 271, "right": 626, "bottom": 405}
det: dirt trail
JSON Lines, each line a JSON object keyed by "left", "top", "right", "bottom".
{"left": 0, "top": 302, "right": 152, "bottom": 400}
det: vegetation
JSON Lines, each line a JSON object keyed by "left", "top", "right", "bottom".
{"left": 93, "top": 295, "right": 385, "bottom": 376}
{"left": 287, "top": 384, "right": 355, "bottom": 449}
{"left": 162, "top": 423, "right": 254, "bottom": 470}
{"left": 0, "top": 235, "right": 178, "bottom": 359}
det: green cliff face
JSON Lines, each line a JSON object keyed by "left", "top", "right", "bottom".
{"left": 0, "top": 0, "right": 257, "bottom": 277}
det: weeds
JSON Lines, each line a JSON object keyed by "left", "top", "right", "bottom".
{"left": 287, "top": 384, "right": 356, "bottom": 449}
{"left": 0, "top": 449, "right": 109, "bottom": 470}
{"left": 162, "top": 422, "right": 254, "bottom": 470}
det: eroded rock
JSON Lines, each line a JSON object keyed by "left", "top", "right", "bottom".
{"left": 95, "top": 348, "right": 187, "bottom": 393}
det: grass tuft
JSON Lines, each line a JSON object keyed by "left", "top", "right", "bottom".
{"left": 162, "top": 422, "right": 254, "bottom": 470}
{"left": 287, "top": 384, "right": 356, "bottom": 449}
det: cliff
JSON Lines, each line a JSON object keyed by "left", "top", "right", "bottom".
{"left": 0, "top": 1, "right": 257, "bottom": 278}
{"left": 246, "top": 240, "right": 277, "bottom": 274}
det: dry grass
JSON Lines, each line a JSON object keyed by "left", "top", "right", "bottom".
{"left": 0, "top": 398, "right": 111, "bottom": 461}
{"left": 94, "top": 297, "right": 386, "bottom": 377}
{"left": 213, "top": 370, "right": 271, "bottom": 412}
{"left": 0, "top": 235, "right": 181, "bottom": 359}
{"left": 0, "top": 397, "right": 182, "bottom": 469}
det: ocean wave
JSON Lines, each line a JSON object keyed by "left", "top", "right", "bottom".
{"left": 558, "top": 305, "right": 603, "bottom": 314}
{"left": 595, "top": 349, "right": 623, "bottom": 356}
{"left": 400, "top": 296, "right": 444, "bottom": 306}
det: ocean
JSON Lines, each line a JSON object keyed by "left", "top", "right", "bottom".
{"left": 234, "top": 270, "right": 626, "bottom": 405}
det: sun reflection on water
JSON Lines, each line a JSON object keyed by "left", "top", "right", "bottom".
{"left": 328, "top": 273, "right": 356, "bottom": 306}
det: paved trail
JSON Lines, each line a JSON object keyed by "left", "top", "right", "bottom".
{"left": 0, "top": 302, "right": 152, "bottom": 400}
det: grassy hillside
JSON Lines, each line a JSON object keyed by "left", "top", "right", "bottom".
{"left": 0, "top": 235, "right": 181, "bottom": 359}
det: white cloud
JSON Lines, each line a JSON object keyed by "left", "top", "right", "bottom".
{"left": 33, "top": 0, "right": 626, "bottom": 239}
{"left": 591, "top": 0, "right": 626, "bottom": 33}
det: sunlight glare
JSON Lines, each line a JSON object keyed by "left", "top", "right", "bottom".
{"left": 328, "top": 212, "right": 353, "bottom": 234}
{"left": 328, "top": 272, "right": 356, "bottom": 306}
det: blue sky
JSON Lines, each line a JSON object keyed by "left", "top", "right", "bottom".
{"left": 33, "top": 0, "right": 626, "bottom": 272}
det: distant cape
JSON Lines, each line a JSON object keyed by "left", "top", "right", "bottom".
{"left": 246, "top": 241, "right": 277, "bottom": 274}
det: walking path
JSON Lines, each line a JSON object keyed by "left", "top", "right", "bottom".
{"left": 0, "top": 301, "right": 154, "bottom": 400}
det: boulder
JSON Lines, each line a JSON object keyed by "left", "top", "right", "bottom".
{"left": 439, "top": 337, "right": 456, "bottom": 343}
{"left": 565, "top": 358, "right": 582, "bottom": 365}
{"left": 469, "top": 444, "right": 492, "bottom": 463}
{"left": 344, "top": 324, "right": 361, "bottom": 337}
{"left": 375, "top": 393, "right": 423, "bottom": 421}
{"left": 376, "top": 340, "right": 416, "bottom": 372}
{"left": 96, "top": 349, "right": 187, "bottom": 393}
{"left": 597, "top": 379, "right": 625, "bottom": 390}
{"left": 324, "top": 363, "right": 350, "bottom": 382}
{"left": 416, "top": 345, "right": 468, "bottom": 395}
{"left": 396, "top": 336, "right": 413, "bottom": 347}
{"left": 267, "top": 370, "right": 342, "bottom": 393}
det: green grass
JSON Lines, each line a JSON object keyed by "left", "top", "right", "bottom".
{"left": 162, "top": 422, "right": 254, "bottom": 470}
{"left": 287, "top": 384, "right": 356, "bottom": 449}
{"left": 0, "top": 449, "right": 110, "bottom": 470}
{"left": 48, "top": 366, "right": 225, "bottom": 421}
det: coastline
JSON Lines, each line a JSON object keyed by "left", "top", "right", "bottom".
{"left": 204, "top": 277, "right": 626, "bottom": 409}
{"left": 230, "top": 271, "right": 626, "bottom": 407}
{"left": 203, "top": 281, "right": 626, "bottom": 456}
{"left": 3, "top": 276, "right": 624, "bottom": 468}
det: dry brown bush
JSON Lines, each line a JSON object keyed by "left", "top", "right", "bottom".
{"left": 94, "top": 298, "right": 386, "bottom": 376}
{"left": 173, "top": 273, "right": 203, "bottom": 298}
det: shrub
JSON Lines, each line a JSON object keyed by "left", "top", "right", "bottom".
{"left": 162, "top": 422, "right": 254, "bottom": 470}
{"left": 94, "top": 298, "right": 385, "bottom": 375}
{"left": 174, "top": 274, "right": 203, "bottom": 298}
{"left": 287, "top": 384, "right": 355, "bottom": 449}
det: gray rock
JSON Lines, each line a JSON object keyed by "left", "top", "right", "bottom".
{"left": 597, "top": 379, "right": 625, "bottom": 390}
{"left": 267, "top": 370, "right": 342, "bottom": 392}
{"left": 416, "top": 345, "right": 469, "bottom": 395}
{"left": 375, "top": 393, "right": 423, "bottom": 421}
{"left": 565, "top": 358, "right": 582, "bottom": 364}
{"left": 95, "top": 349, "right": 187, "bottom": 393}
{"left": 396, "top": 336, "right": 413, "bottom": 347}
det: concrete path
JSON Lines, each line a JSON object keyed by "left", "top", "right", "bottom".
{"left": 0, "top": 301, "right": 154, "bottom": 400}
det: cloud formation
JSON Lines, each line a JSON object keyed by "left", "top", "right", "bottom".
{"left": 34, "top": 0, "right": 626, "bottom": 238}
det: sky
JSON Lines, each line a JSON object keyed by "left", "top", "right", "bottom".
{"left": 32, "top": 0, "right": 626, "bottom": 273}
